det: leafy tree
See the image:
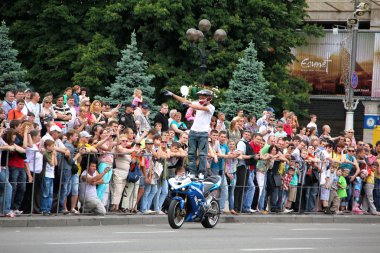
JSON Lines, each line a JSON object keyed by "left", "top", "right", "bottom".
{"left": 72, "top": 33, "right": 119, "bottom": 95}
{"left": 100, "top": 31, "right": 156, "bottom": 110}
{"left": 0, "top": 0, "right": 323, "bottom": 114}
{"left": 221, "top": 42, "right": 272, "bottom": 119}
{"left": 0, "top": 21, "right": 28, "bottom": 94}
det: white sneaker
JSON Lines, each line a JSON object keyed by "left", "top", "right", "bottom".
{"left": 143, "top": 210, "right": 155, "bottom": 215}
{"left": 248, "top": 209, "right": 257, "bottom": 213}
{"left": 198, "top": 173, "right": 204, "bottom": 180}
{"left": 13, "top": 210, "right": 23, "bottom": 216}
{"left": 283, "top": 208, "right": 293, "bottom": 214}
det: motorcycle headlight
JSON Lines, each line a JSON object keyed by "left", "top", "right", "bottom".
{"left": 170, "top": 187, "right": 174, "bottom": 191}
{"left": 181, "top": 187, "right": 186, "bottom": 191}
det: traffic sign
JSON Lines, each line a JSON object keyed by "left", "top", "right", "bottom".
{"left": 351, "top": 71, "right": 358, "bottom": 89}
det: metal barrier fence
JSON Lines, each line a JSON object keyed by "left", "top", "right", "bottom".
{"left": 1, "top": 151, "right": 380, "bottom": 216}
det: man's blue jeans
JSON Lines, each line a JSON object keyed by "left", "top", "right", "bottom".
{"left": 0, "top": 168, "right": 12, "bottom": 214}
{"left": 305, "top": 183, "right": 318, "bottom": 212}
{"left": 9, "top": 167, "right": 27, "bottom": 210}
{"left": 59, "top": 168, "right": 71, "bottom": 211}
{"left": 243, "top": 170, "right": 255, "bottom": 212}
{"left": 154, "top": 180, "right": 168, "bottom": 212}
{"left": 188, "top": 130, "right": 209, "bottom": 176}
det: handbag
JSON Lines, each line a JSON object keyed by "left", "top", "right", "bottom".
{"left": 71, "top": 162, "right": 79, "bottom": 175}
{"left": 152, "top": 161, "right": 163, "bottom": 180}
{"left": 127, "top": 161, "right": 141, "bottom": 183}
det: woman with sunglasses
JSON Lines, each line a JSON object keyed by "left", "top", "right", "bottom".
{"left": 345, "top": 129, "right": 357, "bottom": 149}
{"left": 40, "top": 97, "right": 57, "bottom": 136}
{"left": 339, "top": 146, "right": 360, "bottom": 212}
{"left": 110, "top": 134, "right": 136, "bottom": 212}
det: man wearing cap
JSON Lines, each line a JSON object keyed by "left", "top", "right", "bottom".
{"left": 164, "top": 89, "right": 215, "bottom": 178}
{"left": 135, "top": 103, "right": 151, "bottom": 134}
{"left": 40, "top": 123, "right": 70, "bottom": 160}
{"left": 119, "top": 102, "right": 137, "bottom": 134}
{"left": 24, "top": 89, "right": 32, "bottom": 104}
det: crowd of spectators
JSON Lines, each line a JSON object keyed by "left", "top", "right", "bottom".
{"left": 0, "top": 86, "right": 380, "bottom": 218}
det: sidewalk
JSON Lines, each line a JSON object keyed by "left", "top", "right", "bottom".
{"left": 1, "top": 213, "right": 380, "bottom": 227}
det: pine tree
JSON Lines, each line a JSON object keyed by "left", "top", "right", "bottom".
{"left": 100, "top": 31, "right": 156, "bottom": 110}
{"left": 0, "top": 21, "right": 28, "bottom": 95}
{"left": 221, "top": 42, "right": 273, "bottom": 119}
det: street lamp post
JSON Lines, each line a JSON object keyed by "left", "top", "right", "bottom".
{"left": 186, "top": 19, "right": 227, "bottom": 84}
{"left": 343, "top": 0, "right": 370, "bottom": 130}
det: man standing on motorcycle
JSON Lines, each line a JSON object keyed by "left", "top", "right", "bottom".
{"left": 164, "top": 89, "right": 215, "bottom": 178}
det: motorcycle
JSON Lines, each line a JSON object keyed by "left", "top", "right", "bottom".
{"left": 167, "top": 175, "right": 221, "bottom": 229}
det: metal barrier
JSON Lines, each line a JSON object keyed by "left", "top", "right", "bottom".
{"left": 1, "top": 151, "right": 380, "bottom": 216}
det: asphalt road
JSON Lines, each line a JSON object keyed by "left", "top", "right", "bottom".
{"left": 1, "top": 222, "right": 379, "bottom": 253}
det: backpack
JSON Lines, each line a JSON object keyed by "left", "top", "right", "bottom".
{"left": 127, "top": 160, "right": 142, "bottom": 183}
{"left": 240, "top": 140, "right": 255, "bottom": 165}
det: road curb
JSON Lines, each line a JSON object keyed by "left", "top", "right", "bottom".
{"left": 1, "top": 214, "right": 379, "bottom": 228}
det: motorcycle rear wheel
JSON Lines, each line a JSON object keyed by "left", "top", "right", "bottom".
{"left": 201, "top": 198, "right": 220, "bottom": 228}
{"left": 168, "top": 200, "right": 185, "bottom": 229}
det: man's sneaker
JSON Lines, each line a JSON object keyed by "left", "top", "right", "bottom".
{"left": 13, "top": 210, "right": 23, "bottom": 216}
{"left": 198, "top": 173, "right": 204, "bottom": 180}
{"left": 283, "top": 208, "right": 293, "bottom": 214}
{"left": 189, "top": 174, "right": 195, "bottom": 179}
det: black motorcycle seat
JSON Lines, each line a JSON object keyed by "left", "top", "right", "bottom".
{"left": 203, "top": 182, "right": 214, "bottom": 196}
{"left": 204, "top": 176, "right": 219, "bottom": 184}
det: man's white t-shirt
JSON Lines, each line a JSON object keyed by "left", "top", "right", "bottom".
{"left": 80, "top": 170, "right": 98, "bottom": 200}
{"left": 190, "top": 102, "right": 215, "bottom": 132}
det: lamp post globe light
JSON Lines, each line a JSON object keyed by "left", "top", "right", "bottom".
{"left": 186, "top": 19, "right": 227, "bottom": 85}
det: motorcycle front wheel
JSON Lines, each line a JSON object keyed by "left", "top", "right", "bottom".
{"left": 168, "top": 200, "right": 185, "bottom": 229}
{"left": 201, "top": 197, "right": 220, "bottom": 228}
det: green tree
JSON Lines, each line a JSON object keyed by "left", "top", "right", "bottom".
{"left": 221, "top": 42, "right": 272, "bottom": 119}
{"left": 72, "top": 33, "right": 119, "bottom": 96}
{"left": 100, "top": 31, "right": 156, "bottom": 109}
{"left": 0, "top": 21, "right": 28, "bottom": 94}
{"left": 0, "top": 0, "right": 322, "bottom": 113}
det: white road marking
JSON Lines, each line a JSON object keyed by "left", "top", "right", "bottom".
{"left": 46, "top": 241, "right": 131, "bottom": 245}
{"left": 241, "top": 248, "right": 315, "bottom": 251}
{"left": 273, "top": 238, "right": 331, "bottom": 240}
{"left": 113, "top": 230, "right": 176, "bottom": 234}
{"left": 290, "top": 228, "right": 351, "bottom": 231}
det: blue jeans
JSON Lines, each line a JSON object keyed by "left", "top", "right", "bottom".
{"left": 9, "top": 167, "right": 27, "bottom": 210}
{"left": 374, "top": 178, "right": 380, "bottom": 211}
{"left": 243, "top": 170, "right": 255, "bottom": 212}
{"left": 188, "top": 130, "right": 209, "bottom": 176}
{"left": 219, "top": 174, "right": 228, "bottom": 211}
{"left": 154, "top": 180, "right": 168, "bottom": 212}
{"left": 141, "top": 184, "right": 158, "bottom": 212}
{"left": 0, "top": 168, "right": 12, "bottom": 214}
{"left": 59, "top": 168, "right": 71, "bottom": 211}
{"left": 305, "top": 183, "right": 318, "bottom": 211}
{"left": 66, "top": 173, "right": 79, "bottom": 196}
{"left": 228, "top": 175, "right": 236, "bottom": 211}
{"left": 41, "top": 177, "right": 54, "bottom": 212}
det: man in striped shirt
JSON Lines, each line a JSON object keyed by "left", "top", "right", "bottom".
{"left": 53, "top": 95, "right": 72, "bottom": 133}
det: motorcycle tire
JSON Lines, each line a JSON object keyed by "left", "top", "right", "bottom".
{"left": 201, "top": 197, "right": 220, "bottom": 228}
{"left": 168, "top": 200, "right": 185, "bottom": 229}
